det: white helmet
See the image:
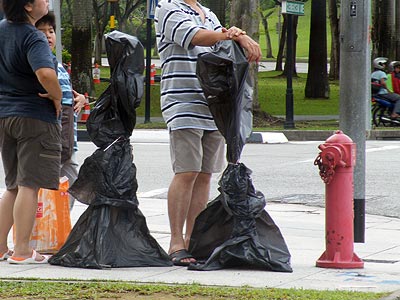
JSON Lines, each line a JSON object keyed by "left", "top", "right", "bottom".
{"left": 373, "top": 57, "right": 388, "bottom": 70}
{"left": 390, "top": 60, "right": 400, "bottom": 69}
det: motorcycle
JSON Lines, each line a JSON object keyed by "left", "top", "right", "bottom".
{"left": 371, "top": 94, "right": 400, "bottom": 127}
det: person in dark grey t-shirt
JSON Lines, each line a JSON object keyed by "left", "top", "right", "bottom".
{"left": 0, "top": 0, "right": 62, "bottom": 265}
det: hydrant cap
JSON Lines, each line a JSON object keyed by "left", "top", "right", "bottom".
{"left": 325, "top": 130, "right": 353, "bottom": 144}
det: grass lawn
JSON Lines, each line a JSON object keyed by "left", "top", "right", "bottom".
{"left": 93, "top": 67, "right": 340, "bottom": 131}
{"left": 0, "top": 280, "right": 387, "bottom": 300}
{"left": 95, "top": 68, "right": 339, "bottom": 117}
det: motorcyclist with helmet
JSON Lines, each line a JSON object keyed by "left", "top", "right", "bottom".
{"left": 387, "top": 60, "right": 400, "bottom": 94}
{"left": 371, "top": 57, "right": 400, "bottom": 118}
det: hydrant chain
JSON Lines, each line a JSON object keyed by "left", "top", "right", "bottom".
{"left": 314, "top": 154, "right": 335, "bottom": 184}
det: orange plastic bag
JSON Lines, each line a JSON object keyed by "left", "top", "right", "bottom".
{"left": 14, "top": 177, "right": 72, "bottom": 254}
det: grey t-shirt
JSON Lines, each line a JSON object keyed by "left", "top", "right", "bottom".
{"left": 0, "top": 20, "right": 58, "bottom": 123}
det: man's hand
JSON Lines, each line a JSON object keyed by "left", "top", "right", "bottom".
{"left": 234, "top": 34, "right": 262, "bottom": 63}
{"left": 72, "top": 90, "right": 86, "bottom": 114}
{"left": 38, "top": 92, "right": 62, "bottom": 118}
{"left": 222, "top": 26, "right": 246, "bottom": 39}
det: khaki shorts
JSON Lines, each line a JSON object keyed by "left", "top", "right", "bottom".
{"left": 169, "top": 128, "right": 225, "bottom": 174}
{"left": 0, "top": 117, "right": 61, "bottom": 190}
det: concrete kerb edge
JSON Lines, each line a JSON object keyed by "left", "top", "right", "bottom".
{"left": 78, "top": 129, "right": 400, "bottom": 143}
{"left": 378, "top": 289, "right": 400, "bottom": 300}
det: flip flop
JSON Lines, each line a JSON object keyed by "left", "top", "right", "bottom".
{"left": 169, "top": 249, "right": 195, "bottom": 266}
{"left": 7, "top": 250, "right": 49, "bottom": 265}
{"left": 0, "top": 249, "right": 13, "bottom": 260}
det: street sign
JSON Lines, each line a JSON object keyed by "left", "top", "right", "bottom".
{"left": 147, "top": 0, "right": 158, "bottom": 19}
{"left": 282, "top": 0, "right": 305, "bottom": 16}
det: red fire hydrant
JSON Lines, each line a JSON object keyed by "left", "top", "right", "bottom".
{"left": 314, "top": 130, "right": 364, "bottom": 269}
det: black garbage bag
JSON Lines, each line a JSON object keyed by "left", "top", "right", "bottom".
{"left": 188, "top": 163, "right": 292, "bottom": 272}
{"left": 196, "top": 40, "right": 253, "bottom": 163}
{"left": 87, "top": 31, "right": 144, "bottom": 149}
{"left": 49, "top": 194, "right": 170, "bottom": 268}
{"left": 189, "top": 40, "right": 292, "bottom": 272}
{"left": 49, "top": 31, "right": 172, "bottom": 268}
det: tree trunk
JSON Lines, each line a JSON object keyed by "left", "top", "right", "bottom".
{"left": 305, "top": 0, "right": 329, "bottom": 98}
{"left": 93, "top": 0, "right": 109, "bottom": 65}
{"left": 230, "top": 0, "right": 261, "bottom": 111}
{"left": 372, "top": 0, "right": 395, "bottom": 58}
{"left": 71, "top": 0, "right": 93, "bottom": 95}
{"left": 203, "top": 0, "right": 226, "bottom": 27}
{"left": 260, "top": 10, "right": 274, "bottom": 58}
{"left": 328, "top": 0, "right": 339, "bottom": 80}
{"left": 395, "top": 0, "right": 400, "bottom": 58}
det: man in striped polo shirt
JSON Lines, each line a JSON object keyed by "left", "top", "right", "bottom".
{"left": 155, "top": 0, "right": 261, "bottom": 266}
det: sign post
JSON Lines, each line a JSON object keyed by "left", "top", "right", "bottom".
{"left": 282, "top": 0, "right": 305, "bottom": 15}
{"left": 144, "top": 0, "right": 158, "bottom": 123}
{"left": 279, "top": 0, "right": 307, "bottom": 129}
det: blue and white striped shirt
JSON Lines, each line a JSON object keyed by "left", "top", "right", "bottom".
{"left": 58, "top": 63, "right": 73, "bottom": 106}
{"left": 155, "top": 0, "right": 222, "bottom": 130}
{"left": 58, "top": 62, "right": 78, "bottom": 151}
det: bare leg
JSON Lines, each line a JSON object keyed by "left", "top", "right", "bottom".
{"left": 184, "top": 172, "right": 211, "bottom": 248}
{"left": 168, "top": 171, "right": 198, "bottom": 263}
{"left": 12, "top": 186, "right": 43, "bottom": 259}
{"left": 0, "top": 189, "right": 17, "bottom": 254}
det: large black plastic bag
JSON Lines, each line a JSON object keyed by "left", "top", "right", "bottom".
{"left": 49, "top": 31, "right": 171, "bottom": 268}
{"left": 87, "top": 31, "right": 144, "bottom": 148}
{"left": 188, "top": 40, "right": 292, "bottom": 272}
{"left": 196, "top": 40, "right": 253, "bottom": 163}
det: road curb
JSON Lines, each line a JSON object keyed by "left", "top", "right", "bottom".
{"left": 78, "top": 129, "right": 400, "bottom": 143}
{"left": 378, "top": 289, "right": 400, "bottom": 300}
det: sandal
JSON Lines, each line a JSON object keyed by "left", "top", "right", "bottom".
{"left": 7, "top": 249, "right": 49, "bottom": 265}
{"left": 169, "top": 249, "right": 195, "bottom": 266}
{"left": 0, "top": 249, "right": 13, "bottom": 260}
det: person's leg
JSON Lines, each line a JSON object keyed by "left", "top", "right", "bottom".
{"left": 0, "top": 189, "right": 17, "bottom": 255}
{"left": 0, "top": 118, "right": 18, "bottom": 256}
{"left": 382, "top": 93, "right": 400, "bottom": 117}
{"left": 168, "top": 171, "right": 198, "bottom": 263}
{"left": 12, "top": 186, "right": 41, "bottom": 258}
{"left": 393, "top": 97, "right": 400, "bottom": 116}
{"left": 184, "top": 172, "right": 211, "bottom": 248}
{"left": 182, "top": 130, "right": 225, "bottom": 247}
{"left": 168, "top": 128, "right": 205, "bottom": 263}
{"left": 60, "top": 151, "right": 79, "bottom": 210}
{"left": 9, "top": 118, "right": 60, "bottom": 262}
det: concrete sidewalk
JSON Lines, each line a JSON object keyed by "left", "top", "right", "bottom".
{"left": 2, "top": 195, "right": 400, "bottom": 294}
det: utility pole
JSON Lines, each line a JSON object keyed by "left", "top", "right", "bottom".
{"left": 50, "top": 0, "right": 62, "bottom": 63}
{"left": 145, "top": 0, "right": 157, "bottom": 123}
{"left": 339, "top": 0, "right": 370, "bottom": 243}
